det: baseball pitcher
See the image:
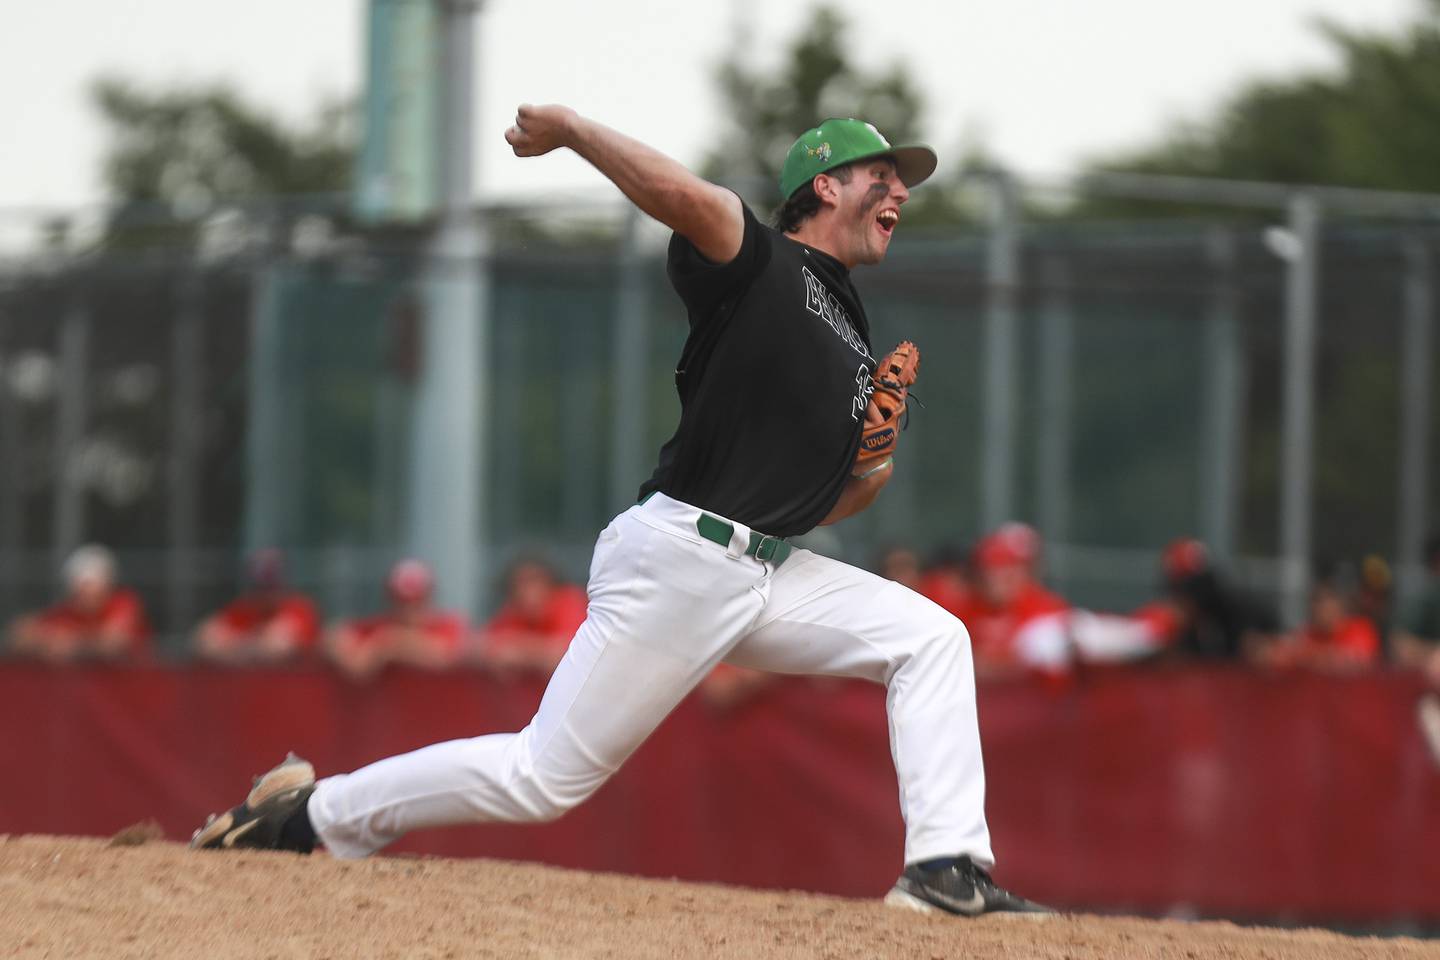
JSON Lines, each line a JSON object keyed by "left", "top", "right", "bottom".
{"left": 191, "top": 107, "right": 1048, "bottom": 918}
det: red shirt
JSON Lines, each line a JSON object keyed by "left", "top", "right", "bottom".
{"left": 482, "top": 585, "right": 588, "bottom": 655}
{"left": 917, "top": 571, "right": 970, "bottom": 619}
{"left": 1294, "top": 616, "right": 1380, "bottom": 664}
{"left": 212, "top": 593, "right": 321, "bottom": 651}
{"left": 29, "top": 589, "right": 152, "bottom": 659}
{"left": 346, "top": 611, "right": 466, "bottom": 655}
{"left": 955, "top": 583, "right": 1070, "bottom": 666}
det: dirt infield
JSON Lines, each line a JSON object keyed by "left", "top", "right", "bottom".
{"left": 0, "top": 835, "right": 1434, "bottom": 959}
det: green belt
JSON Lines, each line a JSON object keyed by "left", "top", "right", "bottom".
{"left": 696, "top": 513, "right": 792, "bottom": 567}
{"left": 637, "top": 491, "right": 792, "bottom": 567}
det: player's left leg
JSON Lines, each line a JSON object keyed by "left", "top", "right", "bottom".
{"left": 725, "top": 548, "right": 988, "bottom": 865}
{"left": 723, "top": 548, "right": 1049, "bottom": 916}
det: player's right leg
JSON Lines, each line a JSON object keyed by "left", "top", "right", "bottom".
{"left": 192, "top": 495, "right": 770, "bottom": 858}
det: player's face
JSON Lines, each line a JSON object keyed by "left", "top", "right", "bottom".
{"left": 838, "top": 160, "right": 908, "bottom": 266}
{"left": 510, "top": 563, "right": 555, "bottom": 618}
{"left": 68, "top": 572, "right": 113, "bottom": 612}
{"left": 1310, "top": 586, "right": 1344, "bottom": 630}
{"left": 979, "top": 562, "right": 1027, "bottom": 607}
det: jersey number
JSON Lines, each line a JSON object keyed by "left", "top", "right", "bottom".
{"left": 851, "top": 364, "right": 873, "bottom": 422}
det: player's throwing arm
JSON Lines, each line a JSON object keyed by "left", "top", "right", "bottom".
{"left": 505, "top": 104, "right": 744, "bottom": 265}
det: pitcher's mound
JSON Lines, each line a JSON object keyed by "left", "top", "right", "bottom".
{"left": 0, "top": 835, "right": 1430, "bottom": 959}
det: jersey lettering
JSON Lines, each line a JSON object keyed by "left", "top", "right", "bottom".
{"left": 802, "top": 265, "right": 873, "bottom": 361}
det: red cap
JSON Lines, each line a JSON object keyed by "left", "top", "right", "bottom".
{"left": 973, "top": 532, "right": 1019, "bottom": 569}
{"left": 1162, "top": 538, "right": 1209, "bottom": 580}
{"left": 995, "top": 522, "right": 1040, "bottom": 564}
{"left": 387, "top": 559, "right": 434, "bottom": 602}
{"left": 973, "top": 523, "right": 1041, "bottom": 571}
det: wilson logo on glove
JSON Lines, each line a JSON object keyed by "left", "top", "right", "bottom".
{"left": 862, "top": 428, "right": 896, "bottom": 453}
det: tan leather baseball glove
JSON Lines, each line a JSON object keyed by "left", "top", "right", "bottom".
{"left": 853, "top": 340, "right": 920, "bottom": 476}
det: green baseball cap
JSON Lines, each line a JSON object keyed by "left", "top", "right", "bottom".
{"left": 779, "top": 118, "right": 937, "bottom": 201}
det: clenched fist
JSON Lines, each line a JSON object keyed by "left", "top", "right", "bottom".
{"left": 504, "top": 103, "right": 579, "bottom": 157}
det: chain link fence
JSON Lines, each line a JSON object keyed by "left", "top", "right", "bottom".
{"left": 1, "top": 175, "right": 1436, "bottom": 650}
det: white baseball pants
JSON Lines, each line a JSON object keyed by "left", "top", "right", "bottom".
{"left": 308, "top": 492, "right": 994, "bottom": 868}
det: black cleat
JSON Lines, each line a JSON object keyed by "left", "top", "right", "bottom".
{"left": 885, "top": 856, "right": 1054, "bottom": 917}
{"left": 190, "top": 753, "right": 317, "bottom": 853}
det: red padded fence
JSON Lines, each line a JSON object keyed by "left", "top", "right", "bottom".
{"left": 1, "top": 663, "right": 1437, "bottom": 923}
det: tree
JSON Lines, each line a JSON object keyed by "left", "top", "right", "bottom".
{"left": 1076, "top": 4, "right": 1440, "bottom": 566}
{"left": 91, "top": 78, "right": 354, "bottom": 248}
{"left": 703, "top": 6, "right": 927, "bottom": 209}
{"left": 1086, "top": 0, "right": 1440, "bottom": 208}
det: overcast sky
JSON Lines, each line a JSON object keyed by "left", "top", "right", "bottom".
{"left": 0, "top": 0, "right": 1421, "bottom": 213}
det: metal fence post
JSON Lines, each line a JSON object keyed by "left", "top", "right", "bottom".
{"left": 52, "top": 289, "right": 90, "bottom": 570}
{"left": 1279, "top": 193, "right": 1321, "bottom": 627}
{"left": 473, "top": 229, "right": 494, "bottom": 590}
{"left": 488, "top": 281, "right": 523, "bottom": 549}
{"left": 608, "top": 206, "right": 650, "bottom": 513}
{"left": 0, "top": 317, "right": 19, "bottom": 616}
{"left": 1036, "top": 255, "right": 1073, "bottom": 553}
{"left": 407, "top": 0, "right": 483, "bottom": 617}
{"left": 1396, "top": 237, "right": 1434, "bottom": 608}
{"left": 371, "top": 295, "right": 409, "bottom": 547}
{"left": 1201, "top": 228, "right": 1243, "bottom": 561}
{"left": 981, "top": 171, "right": 1020, "bottom": 531}
{"left": 244, "top": 259, "right": 287, "bottom": 555}
{"left": 409, "top": 227, "right": 485, "bottom": 618}
{"left": 167, "top": 268, "right": 203, "bottom": 646}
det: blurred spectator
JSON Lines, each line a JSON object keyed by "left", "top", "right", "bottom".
{"left": 954, "top": 524, "right": 1167, "bottom": 676}
{"left": 954, "top": 528, "right": 1069, "bottom": 677}
{"left": 192, "top": 549, "right": 320, "bottom": 666}
{"left": 6, "top": 545, "right": 151, "bottom": 663}
{"left": 917, "top": 543, "right": 970, "bottom": 617}
{"left": 1420, "top": 693, "right": 1440, "bottom": 768}
{"left": 474, "top": 557, "right": 587, "bottom": 675}
{"left": 1394, "top": 533, "right": 1440, "bottom": 686}
{"left": 1355, "top": 554, "right": 1394, "bottom": 657}
{"left": 325, "top": 559, "right": 465, "bottom": 681}
{"left": 994, "top": 522, "right": 1043, "bottom": 577}
{"left": 877, "top": 545, "right": 923, "bottom": 592}
{"left": 1063, "top": 608, "right": 1171, "bottom": 667}
{"left": 698, "top": 664, "right": 777, "bottom": 710}
{"left": 1156, "top": 538, "right": 1277, "bottom": 659}
{"left": 1259, "top": 568, "right": 1380, "bottom": 672}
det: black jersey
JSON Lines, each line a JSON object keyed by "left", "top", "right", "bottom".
{"left": 637, "top": 202, "right": 876, "bottom": 537}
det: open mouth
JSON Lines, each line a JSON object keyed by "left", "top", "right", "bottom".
{"left": 876, "top": 209, "right": 899, "bottom": 236}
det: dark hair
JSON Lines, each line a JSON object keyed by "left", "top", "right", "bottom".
{"left": 926, "top": 543, "right": 968, "bottom": 572}
{"left": 499, "top": 552, "right": 559, "bottom": 598}
{"left": 770, "top": 164, "right": 853, "bottom": 232}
